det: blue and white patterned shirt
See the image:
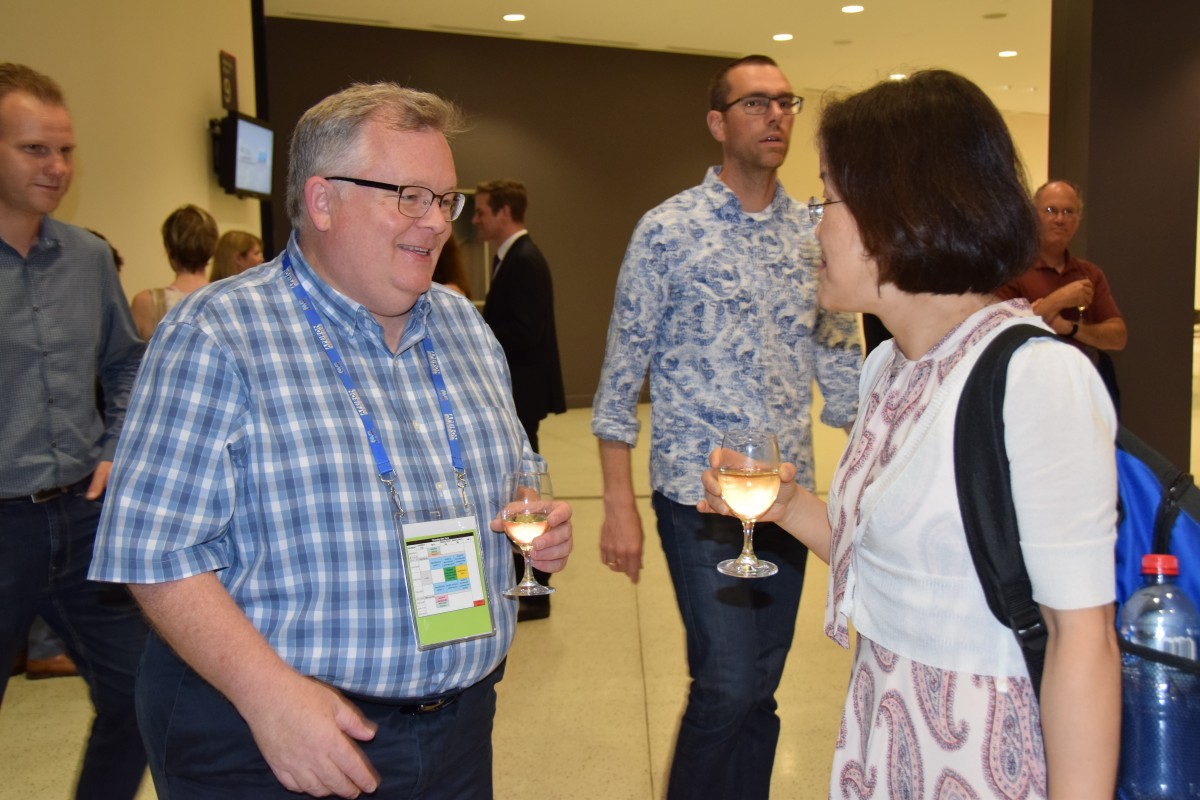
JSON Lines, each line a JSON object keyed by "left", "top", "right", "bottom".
{"left": 92, "top": 234, "right": 534, "bottom": 699}
{"left": 592, "top": 167, "right": 862, "bottom": 502}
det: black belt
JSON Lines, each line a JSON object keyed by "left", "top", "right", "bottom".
{"left": 341, "top": 688, "right": 464, "bottom": 715}
{"left": 1, "top": 476, "right": 91, "bottom": 505}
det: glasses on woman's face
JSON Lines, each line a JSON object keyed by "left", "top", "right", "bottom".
{"left": 806, "top": 197, "right": 845, "bottom": 226}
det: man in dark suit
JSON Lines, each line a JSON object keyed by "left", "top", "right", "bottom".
{"left": 474, "top": 180, "right": 566, "bottom": 452}
{"left": 475, "top": 180, "right": 566, "bottom": 619}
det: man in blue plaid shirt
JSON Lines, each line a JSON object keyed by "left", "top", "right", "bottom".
{"left": 91, "top": 83, "right": 573, "bottom": 799}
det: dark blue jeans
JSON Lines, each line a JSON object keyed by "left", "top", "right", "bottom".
{"left": 653, "top": 493, "right": 808, "bottom": 800}
{"left": 138, "top": 634, "right": 503, "bottom": 799}
{"left": 0, "top": 482, "right": 149, "bottom": 800}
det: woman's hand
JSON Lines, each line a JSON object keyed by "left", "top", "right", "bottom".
{"left": 698, "top": 449, "right": 833, "bottom": 562}
{"left": 698, "top": 450, "right": 799, "bottom": 524}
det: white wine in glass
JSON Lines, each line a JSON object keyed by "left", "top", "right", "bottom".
{"left": 717, "top": 430, "right": 781, "bottom": 578}
{"left": 502, "top": 471, "right": 555, "bottom": 597}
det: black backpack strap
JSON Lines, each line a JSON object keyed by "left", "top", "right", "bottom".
{"left": 954, "top": 323, "right": 1056, "bottom": 698}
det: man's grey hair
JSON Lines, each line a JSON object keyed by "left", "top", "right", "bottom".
{"left": 286, "top": 82, "right": 467, "bottom": 229}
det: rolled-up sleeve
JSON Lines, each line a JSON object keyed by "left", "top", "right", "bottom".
{"left": 591, "top": 216, "right": 669, "bottom": 447}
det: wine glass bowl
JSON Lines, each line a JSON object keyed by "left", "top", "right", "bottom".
{"left": 717, "top": 430, "right": 781, "bottom": 578}
{"left": 502, "top": 471, "right": 555, "bottom": 597}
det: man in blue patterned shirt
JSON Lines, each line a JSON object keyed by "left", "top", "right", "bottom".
{"left": 593, "top": 55, "right": 862, "bottom": 799}
{"left": 91, "top": 83, "right": 573, "bottom": 799}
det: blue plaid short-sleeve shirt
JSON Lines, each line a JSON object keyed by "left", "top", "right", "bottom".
{"left": 92, "top": 235, "right": 531, "bottom": 698}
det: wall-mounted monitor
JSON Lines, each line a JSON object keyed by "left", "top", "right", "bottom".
{"left": 211, "top": 111, "right": 274, "bottom": 201}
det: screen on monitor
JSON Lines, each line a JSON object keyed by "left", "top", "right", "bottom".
{"left": 214, "top": 112, "right": 273, "bottom": 201}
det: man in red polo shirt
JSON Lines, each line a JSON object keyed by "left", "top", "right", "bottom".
{"left": 997, "top": 180, "right": 1128, "bottom": 351}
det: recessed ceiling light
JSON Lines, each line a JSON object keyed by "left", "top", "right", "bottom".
{"left": 998, "top": 50, "right": 1018, "bottom": 58}
{"left": 773, "top": 33, "right": 794, "bottom": 42}
{"left": 889, "top": 73, "right": 906, "bottom": 81}
{"left": 502, "top": 13, "right": 525, "bottom": 22}
{"left": 842, "top": 5, "right": 865, "bottom": 12}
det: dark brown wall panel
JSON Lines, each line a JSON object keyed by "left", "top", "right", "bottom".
{"left": 264, "top": 18, "right": 730, "bottom": 407}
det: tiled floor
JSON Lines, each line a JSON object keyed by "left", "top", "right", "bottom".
{"left": 0, "top": 404, "right": 852, "bottom": 799}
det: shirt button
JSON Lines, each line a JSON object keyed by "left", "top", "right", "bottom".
{"left": 435, "top": 482, "right": 444, "bottom": 491}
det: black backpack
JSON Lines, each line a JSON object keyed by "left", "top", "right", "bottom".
{"left": 954, "top": 323, "right": 1200, "bottom": 698}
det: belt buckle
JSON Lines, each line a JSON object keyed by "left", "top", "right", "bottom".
{"left": 31, "top": 486, "right": 71, "bottom": 504}
{"left": 416, "top": 698, "right": 449, "bottom": 713}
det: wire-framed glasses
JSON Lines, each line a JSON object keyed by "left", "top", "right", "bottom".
{"left": 806, "top": 196, "right": 845, "bottom": 225}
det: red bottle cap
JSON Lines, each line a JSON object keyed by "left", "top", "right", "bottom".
{"left": 1141, "top": 553, "right": 1180, "bottom": 576}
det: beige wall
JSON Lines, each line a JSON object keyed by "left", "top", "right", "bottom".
{"left": 7, "top": 0, "right": 261, "bottom": 302}
{"left": 774, "top": 89, "right": 1049, "bottom": 207}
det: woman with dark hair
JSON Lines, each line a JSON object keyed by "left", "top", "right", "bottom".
{"left": 701, "top": 70, "right": 1120, "bottom": 797}
{"left": 131, "top": 204, "right": 218, "bottom": 339}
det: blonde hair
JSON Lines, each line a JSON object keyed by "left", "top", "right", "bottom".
{"left": 211, "top": 230, "right": 263, "bottom": 281}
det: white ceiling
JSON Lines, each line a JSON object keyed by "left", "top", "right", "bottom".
{"left": 265, "top": 0, "right": 1051, "bottom": 116}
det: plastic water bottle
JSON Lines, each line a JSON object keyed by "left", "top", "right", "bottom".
{"left": 1117, "top": 554, "right": 1200, "bottom": 799}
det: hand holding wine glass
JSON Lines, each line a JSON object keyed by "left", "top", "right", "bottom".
{"left": 502, "top": 470, "right": 556, "bottom": 597}
{"left": 716, "top": 430, "right": 781, "bottom": 578}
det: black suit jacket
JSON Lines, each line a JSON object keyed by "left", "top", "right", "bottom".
{"left": 482, "top": 234, "right": 566, "bottom": 424}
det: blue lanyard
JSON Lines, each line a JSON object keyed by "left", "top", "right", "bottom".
{"left": 282, "top": 253, "right": 470, "bottom": 513}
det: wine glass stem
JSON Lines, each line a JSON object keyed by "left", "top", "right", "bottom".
{"left": 740, "top": 520, "right": 757, "bottom": 560}
{"left": 521, "top": 545, "right": 535, "bottom": 585}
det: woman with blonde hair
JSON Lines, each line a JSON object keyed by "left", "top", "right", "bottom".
{"left": 210, "top": 230, "right": 264, "bottom": 282}
{"left": 131, "top": 204, "right": 218, "bottom": 340}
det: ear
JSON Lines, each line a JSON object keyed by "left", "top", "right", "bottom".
{"left": 305, "top": 176, "right": 336, "bottom": 232}
{"left": 706, "top": 109, "right": 726, "bottom": 143}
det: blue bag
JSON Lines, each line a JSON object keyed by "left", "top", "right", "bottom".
{"left": 955, "top": 324, "right": 1200, "bottom": 696}
{"left": 1114, "top": 426, "right": 1200, "bottom": 606}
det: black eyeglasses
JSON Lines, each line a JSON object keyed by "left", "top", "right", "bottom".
{"left": 806, "top": 197, "right": 844, "bottom": 225}
{"left": 325, "top": 176, "right": 467, "bottom": 222}
{"left": 716, "top": 94, "right": 804, "bottom": 115}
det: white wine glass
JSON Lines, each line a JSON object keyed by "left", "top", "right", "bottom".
{"left": 716, "top": 430, "right": 781, "bottom": 579}
{"left": 502, "top": 470, "right": 556, "bottom": 598}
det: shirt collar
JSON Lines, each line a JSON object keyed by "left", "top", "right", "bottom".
{"left": 4, "top": 215, "right": 65, "bottom": 258}
{"left": 495, "top": 229, "right": 528, "bottom": 263}
{"left": 702, "top": 166, "right": 788, "bottom": 223}
{"left": 1033, "top": 247, "right": 1073, "bottom": 272}
{"left": 284, "top": 232, "right": 431, "bottom": 350}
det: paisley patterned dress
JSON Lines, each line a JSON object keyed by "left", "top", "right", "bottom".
{"left": 827, "top": 304, "right": 1050, "bottom": 800}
